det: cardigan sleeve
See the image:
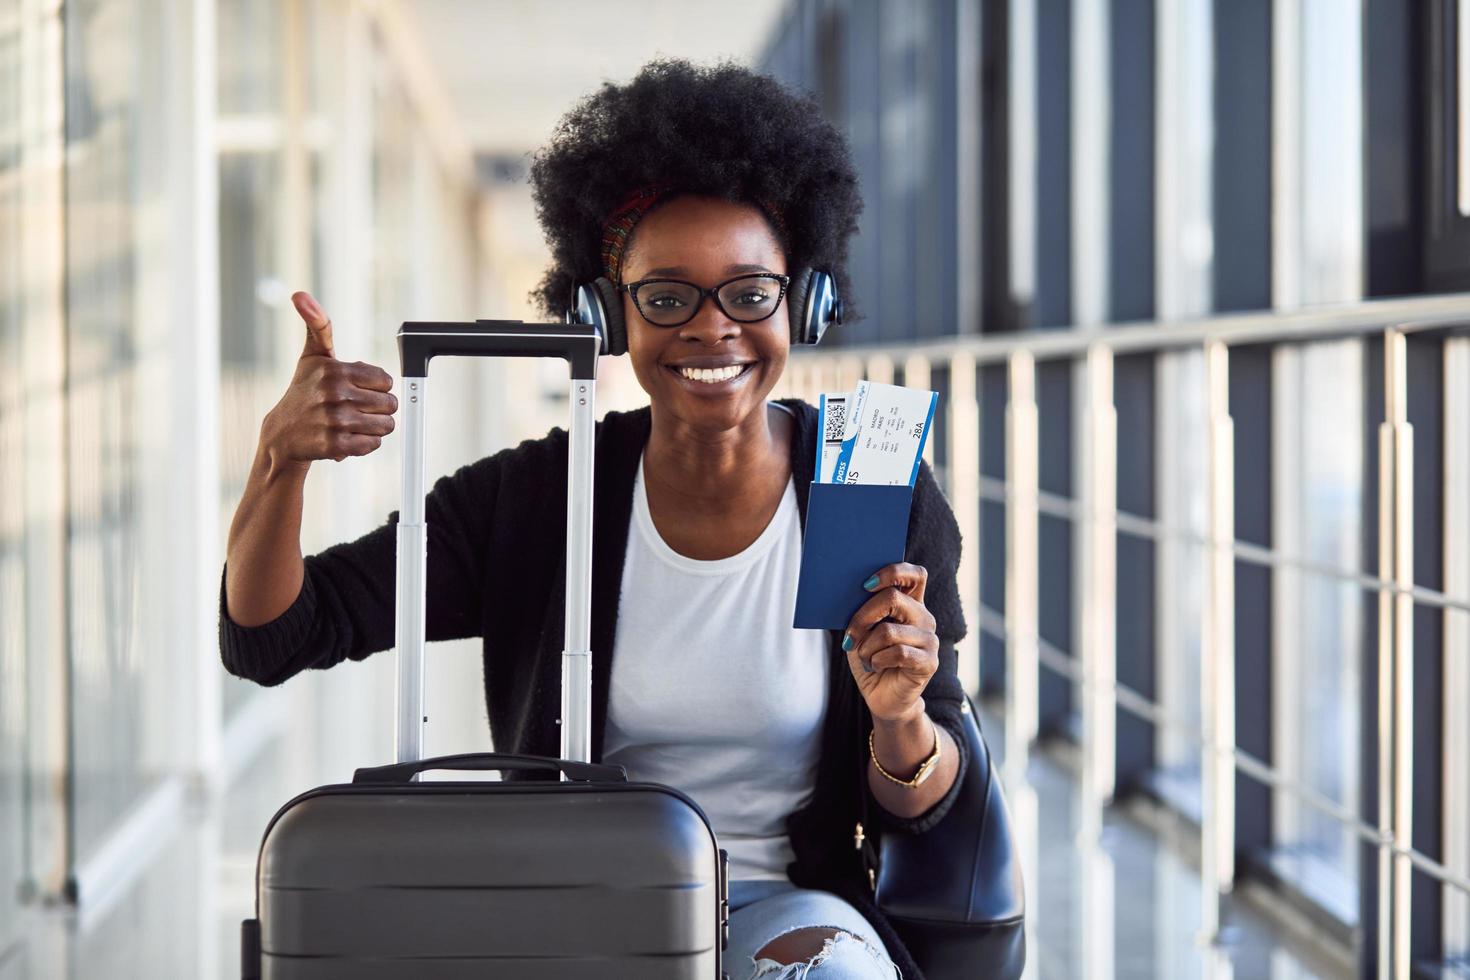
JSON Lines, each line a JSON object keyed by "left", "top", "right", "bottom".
{"left": 862, "top": 456, "right": 972, "bottom": 835}
{"left": 218, "top": 435, "right": 532, "bottom": 687}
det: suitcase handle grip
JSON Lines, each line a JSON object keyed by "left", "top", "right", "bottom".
{"left": 352, "top": 751, "right": 627, "bottom": 784}
{"left": 396, "top": 320, "right": 601, "bottom": 379}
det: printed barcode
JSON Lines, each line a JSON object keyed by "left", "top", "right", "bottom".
{"left": 824, "top": 402, "right": 847, "bottom": 442}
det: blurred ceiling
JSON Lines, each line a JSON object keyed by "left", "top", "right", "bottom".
{"left": 401, "top": 0, "right": 790, "bottom": 161}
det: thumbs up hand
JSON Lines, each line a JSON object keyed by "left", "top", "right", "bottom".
{"left": 259, "top": 290, "right": 398, "bottom": 469}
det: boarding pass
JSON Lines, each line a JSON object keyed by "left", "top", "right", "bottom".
{"left": 818, "top": 381, "right": 937, "bottom": 487}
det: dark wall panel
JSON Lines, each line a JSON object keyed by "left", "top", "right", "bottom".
{"left": 1037, "top": 359, "right": 1074, "bottom": 731}
{"left": 1407, "top": 336, "right": 1444, "bottom": 961}
{"left": 1114, "top": 353, "right": 1156, "bottom": 789}
{"left": 1364, "top": 0, "right": 1424, "bottom": 297}
{"left": 1214, "top": 0, "right": 1274, "bottom": 862}
{"left": 1229, "top": 345, "right": 1273, "bottom": 858}
{"left": 981, "top": 0, "right": 1014, "bottom": 331}
{"left": 1359, "top": 341, "right": 1384, "bottom": 979}
{"left": 1032, "top": 0, "right": 1072, "bottom": 329}
{"left": 1424, "top": 0, "right": 1470, "bottom": 290}
{"left": 980, "top": 363, "right": 1009, "bottom": 694}
{"left": 1107, "top": 0, "right": 1157, "bottom": 779}
{"left": 1213, "top": 0, "right": 1272, "bottom": 312}
{"left": 1105, "top": 0, "right": 1154, "bottom": 323}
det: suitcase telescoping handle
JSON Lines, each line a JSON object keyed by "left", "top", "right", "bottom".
{"left": 395, "top": 320, "right": 602, "bottom": 776}
{"left": 352, "top": 751, "right": 628, "bottom": 785}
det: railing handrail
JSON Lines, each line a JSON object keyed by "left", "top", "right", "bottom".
{"left": 795, "top": 291, "right": 1470, "bottom": 364}
{"left": 785, "top": 304, "right": 1470, "bottom": 945}
{"left": 968, "top": 476, "right": 1470, "bottom": 615}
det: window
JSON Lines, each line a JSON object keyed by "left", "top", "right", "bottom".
{"left": 1269, "top": 341, "right": 1365, "bottom": 925}
{"left": 1427, "top": 0, "right": 1470, "bottom": 289}
{"left": 1154, "top": 350, "right": 1207, "bottom": 815}
{"left": 62, "top": 0, "right": 195, "bottom": 867}
{"left": 0, "top": 0, "right": 47, "bottom": 950}
{"left": 1152, "top": 0, "right": 1214, "bottom": 816}
{"left": 1266, "top": 0, "right": 1365, "bottom": 924}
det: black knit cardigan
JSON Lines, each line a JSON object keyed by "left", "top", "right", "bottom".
{"left": 219, "top": 395, "right": 971, "bottom": 980}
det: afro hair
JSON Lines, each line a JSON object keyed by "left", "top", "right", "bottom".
{"left": 528, "top": 58, "right": 863, "bottom": 321}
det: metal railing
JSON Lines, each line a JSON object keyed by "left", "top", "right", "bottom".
{"left": 779, "top": 291, "right": 1470, "bottom": 978}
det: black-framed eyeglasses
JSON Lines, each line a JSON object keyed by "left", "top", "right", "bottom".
{"left": 622, "top": 272, "right": 791, "bottom": 327}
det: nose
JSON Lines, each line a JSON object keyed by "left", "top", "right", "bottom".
{"left": 675, "top": 297, "right": 741, "bottom": 346}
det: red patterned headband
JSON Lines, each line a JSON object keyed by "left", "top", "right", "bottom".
{"left": 598, "top": 184, "right": 790, "bottom": 285}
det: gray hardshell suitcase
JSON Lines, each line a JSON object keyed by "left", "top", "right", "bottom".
{"left": 241, "top": 320, "right": 729, "bottom": 979}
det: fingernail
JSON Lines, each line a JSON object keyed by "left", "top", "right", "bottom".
{"left": 863, "top": 574, "right": 880, "bottom": 591}
{"left": 842, "top": 632, "right": 854, "bottom": 652}
{"left": 862, "top": 661, "right": 874, "bottom": 674}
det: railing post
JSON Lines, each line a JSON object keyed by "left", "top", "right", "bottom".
{"left": 1201, "top": 340, "right": 1236, "bottom": 939}
{"left": 1079, "top": 345, "right": 1117, "bottom": 837}
{"left": 948, "top": 352, "right": 983, "bottom": 696}
{"left": 1378, "top": 329, "right": 1414, "bottom": 979}
{"left": 1006, "top": 352, "right": 1040, "bottom": 773}
{"left": 865, "top": 353, "right": 895, "bottom": 387}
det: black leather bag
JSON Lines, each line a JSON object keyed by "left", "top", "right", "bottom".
{"left": 868, "top": 694, "right": 1026, "bottom": 979}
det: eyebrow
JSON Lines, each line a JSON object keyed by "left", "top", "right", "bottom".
{"left": 640, "top": 263, "right": 775, "bottom": 277}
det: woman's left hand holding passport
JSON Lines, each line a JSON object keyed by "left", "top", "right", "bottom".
{"left": 841, "top": 562, "right": 939, "bottom": 725}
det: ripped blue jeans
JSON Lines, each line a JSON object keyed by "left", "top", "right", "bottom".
{"left": 725, "top": 879, "right": 902, "bottom": 979}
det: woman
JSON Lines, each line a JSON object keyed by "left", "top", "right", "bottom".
{"left": 221, "top": 59, "right": 970, "bottom": 980}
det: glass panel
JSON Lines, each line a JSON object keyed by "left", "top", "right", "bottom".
{"left": 1152, "top": 0, "right": 1214, "bottom": 815}
{"left": 1269, "top": 0, "right": 1364, "bottom": 919}
{"left": 372, "top": 62, "right": 415, "bottom": 345}
{"left": 1154, "top": 350, "right": 1207, "bottom": 813}
{"left": 216, "top": 0, "right": 281, "bottom": 116}
{"left": 216, "top": 0, "right": 287, "bottom": 721}
{"left": 1272, "top": 0, "right": 1364, "bottom": 310}
{"left": 2, "top": 0, "right": 66, "bottom": 917}
{"left": 0, "top": 0, "right": 28, "bottom": 950}
{"left": 1270, "top": 340, "right": 1364, "bottom": 923}
{"left": 1155, "top": 0, "right": 1214, "bottom": 317}
{"left": 218, "top": 150, "right": 284, "bottom": 720}
{"left": 63, "top": 0, "right": 188, "bottom": 863}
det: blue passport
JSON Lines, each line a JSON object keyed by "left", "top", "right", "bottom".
{"left": 794, "top": 482, "right": 915, "bottom": 630}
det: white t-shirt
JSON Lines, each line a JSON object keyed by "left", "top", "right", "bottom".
{"left": 603, "top": 405, "right": 831, "bottom": 882}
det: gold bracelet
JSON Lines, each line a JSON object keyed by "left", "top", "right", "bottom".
{"left": 868, "top": 714, "right": 941, "bottom": 788}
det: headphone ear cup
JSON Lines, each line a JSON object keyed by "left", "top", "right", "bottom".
{"left": 786, "top": 269, "right": 814, "bottom": 346}
{"left": 571, "top": 277, "right": 625, "bottom": 356}
{"left": 591, "top": 277, "right": 626, "bottom": 356}
{"left": 786, "top": 269, "right": 841, "bottom": 347}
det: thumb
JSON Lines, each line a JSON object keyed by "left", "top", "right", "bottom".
{"left": 293, "top": 290, "right": 335, "bottom": 359}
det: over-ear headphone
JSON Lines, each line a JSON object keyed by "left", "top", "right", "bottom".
{"left": 567, "top": 268, "right": 844, "bottom": 357}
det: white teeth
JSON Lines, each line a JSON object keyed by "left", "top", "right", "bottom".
{"left": 676, "top": 364, "right": 745, "bottom": 383}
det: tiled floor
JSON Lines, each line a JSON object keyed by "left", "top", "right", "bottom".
{"left": 1, "top": 703, "right": 1352, "bottom": 979}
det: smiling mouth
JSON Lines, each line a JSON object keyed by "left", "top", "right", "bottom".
{"left": 666, "top": 363, "right": 755, "bottom": 385}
